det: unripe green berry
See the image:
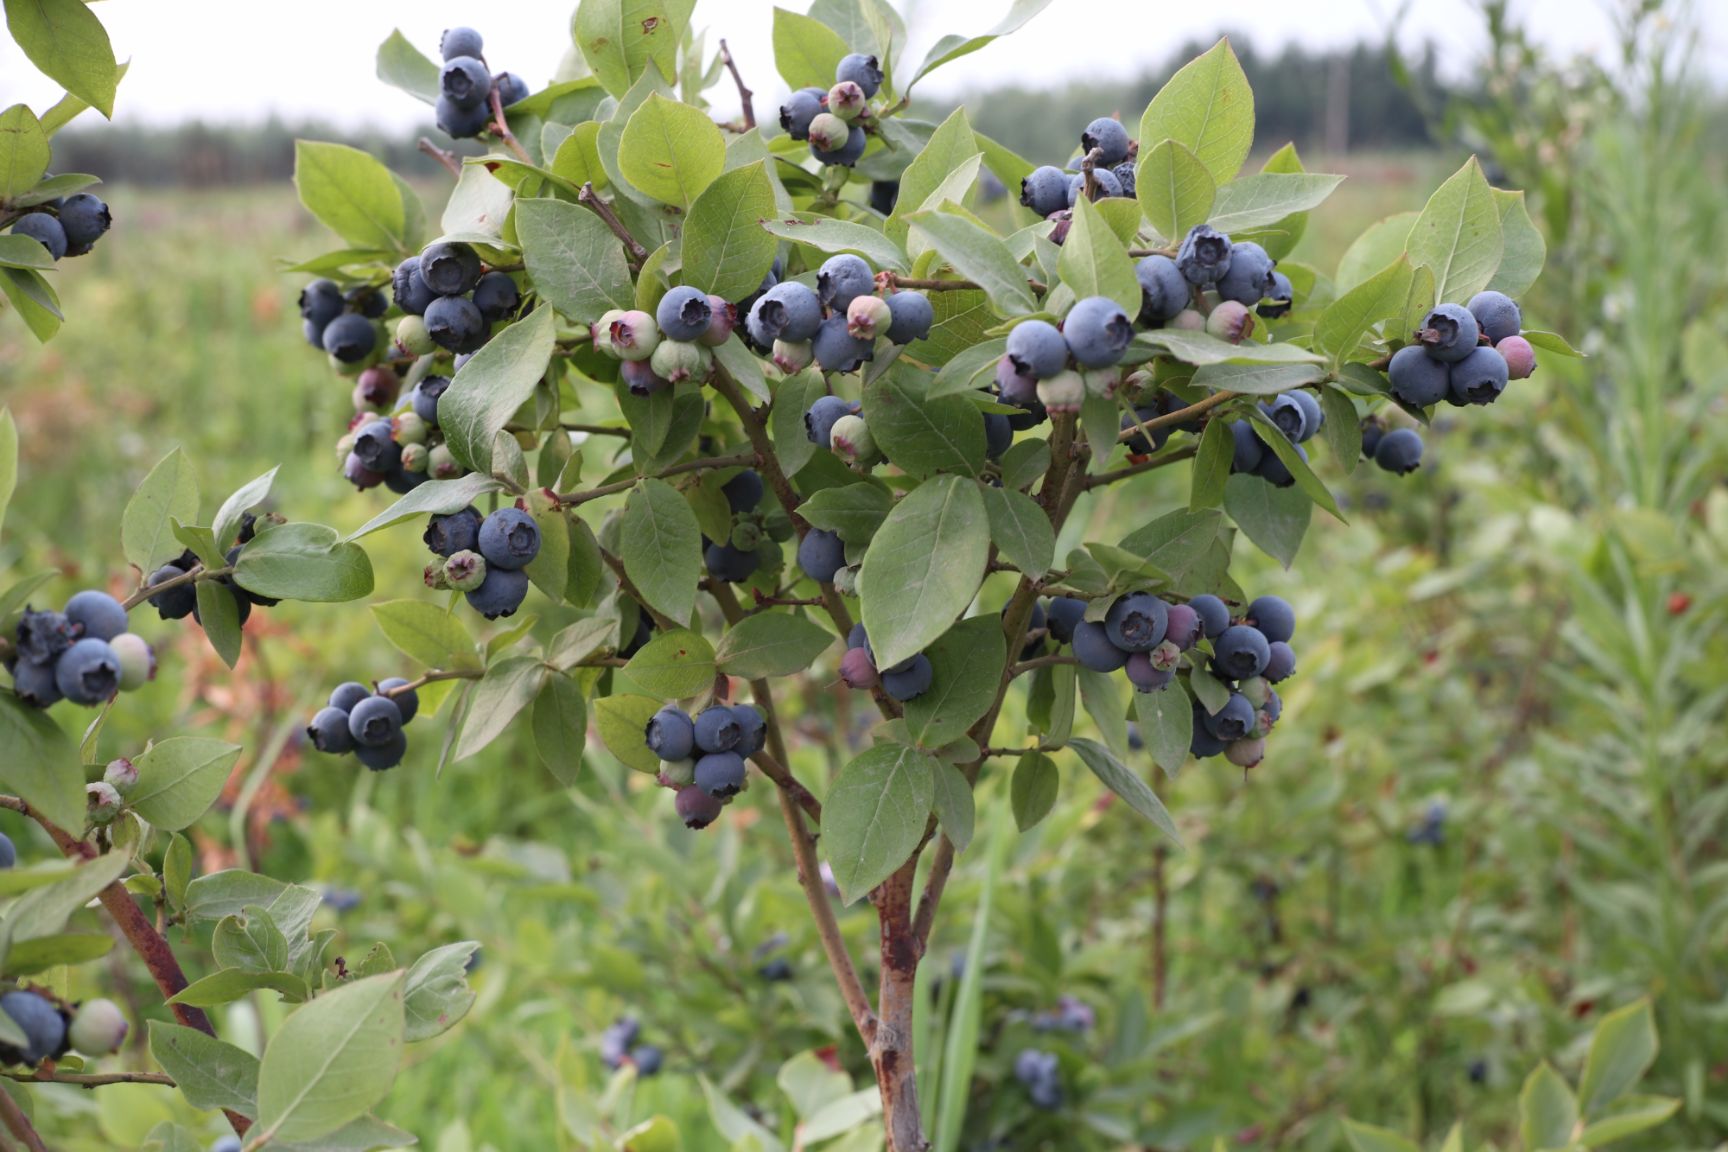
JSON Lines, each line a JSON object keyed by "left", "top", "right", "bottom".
{"left": 1225, "top": 737, "right": 1265, "bottom": 769}
{"left": 593, "top": 309, "right": 627, "bottom": 357}
{"left": 394, "top": 411, "right": 430, "bottom": 445}
{"left": 68, "top": 998, "right": 129, "bottom": 1055}
{"left": 109, "top": 634, "right": 156, "bottom": 691}
{"left": 428, "top": 444, "right": 463, "bottom": 479}
{"left": 396, "top": 314, "right": 435, "bottom": 356}
{"left": 827, "top": 80, "right": 867, "bottom": 121}
{"left": 659, "top": 758, "right": 696, "bottom": 788}
{"left": 831, "top": 566, "right": 859, "bottom": 596}
{"left": 400, "top": 442, "right": 430, "bottom": 474}
{"left": 444, "top": 550, "right": 488, "bottom": 592}
{"left": 1238, "top": 676, "right": 1270, "bottom": 708}
{"left": 808, "top": 112, "right": 850, "bottom": 153}
{"left": 424, "top": 563, "right": 452, "bottom": 590}
{"left": 650, "top": 338, "right": 712, "bottom": 385}
{"left": 1081, "top": 367, "right": 1121, "bottom": 398}
{"left": 86, "top": 781, "right": 123, "bottom": 825}
{"left": 103, "top": 757, "right": 138, "bottom": 795}
{"left": 846, "top": 295, "right": 892, "bottom": 341}
{"left": 829, "top": 413, "right": 878, "bottom": 465}
{"left": 730, "top": 521, "right": 763, "bottom": 550}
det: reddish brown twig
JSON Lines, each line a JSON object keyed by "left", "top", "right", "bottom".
{"left": 719, "top": 40, "right": 755, "bottom": 130}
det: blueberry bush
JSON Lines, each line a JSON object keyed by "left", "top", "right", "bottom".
{"left": 0, "top": 0, "right": 1635, "bottom": 1148}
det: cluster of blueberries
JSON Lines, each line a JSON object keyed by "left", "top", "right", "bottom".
{"left": 643, "top": 700, "right": 768, "bottom": 829}
{"left": 835, "top": 624, "right": 933, "bottom": 702}
{"left": 1013, "top": 1048, "right": 1064, "bottom": 1112}
{"left": 8, "top": 191, "right": 112, "bottom": 263}
{"left": 299, "top": 278, "right": 387, "bottom": 366}
{"left": 1029, "top": 995, "right": 1096, "bottom": 1034}
{"left": 391, "top": 240, "right": 521, "bottom": 356}
{"left": 599, "top": 1016, "right": 663, "bottom": 1077}
{"left": 1046, "top": 591, "right": 1294, "bottom": 769}
{"left": 590, "top": 285, "right": 740, "bottom": 395}
{"left": 338, "top": 367, "right": 469, "bottom": 493}
{"left": 5, "top": 590, "right": 153, "bottom": 710}
{"left": 431, "top": 26, "right": 530, "bottom": 140}
{"left": 1407, "top": 800, "right": 1448, "bottom": 846}
{"left": 1019, "top": 116, "right": 1142, "bottom": 212}
{"left": 306, "top": 677, "right": 422, "bottom": 772}
{"left": 778, "top": 53, "right": 885, "bottom": 167}
{"left": 744, "top": 253, "right": 933, "bottom": 379}
{"left": 145, "top": 515, "right": 278, "bottom": 629}
{"left": 422, "top": 503, "right": 542, "bottom": 619}
{"left": 0, "top": 987, "right": 129, "bottom": 1068}
{"left": 703, "top": 468, "right": 796, "bottom": 585}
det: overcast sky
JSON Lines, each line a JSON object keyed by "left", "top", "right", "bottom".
{"left": 0, "top": 0, "right": 1720, "bottom": 129}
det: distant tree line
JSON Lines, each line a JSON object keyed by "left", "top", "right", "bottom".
{"left": 50, "top": 38, "right": 1448, "bottom": 187}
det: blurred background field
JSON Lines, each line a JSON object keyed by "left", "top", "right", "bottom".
{"left": 4, "top": 3, "right": 1728, "bottom": 1150}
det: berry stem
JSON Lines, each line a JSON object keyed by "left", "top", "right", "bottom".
{"left": 380, "top": 668, "right": 484, "bottom": 697}
{"left": 1079, "top": 144, "right": 1104, "bottom": 202}
{"left": 120, "top": 564, "right": 233, "bottom": 612}
{"left": 0, "top": 1088, "right": 47, "bottom": 1152}
{"left": 416, "top": 136, "right": 463, "bottom": 180}
{"left": 553, "top": 453, "right": 753, "bottom": 508}
{"left": 578, "top": 182, "right": 650, "bottom": 266}
{"left": 1, "top": 1070, "right": 177, "bottom": 1088}
{"left": 718, "top": 39, "right": 756, "bottom": 131}
{"left": 1085, "top": 443, "right": 1199, "bottom": 489}
{"left": 1008, "top": 653, "right": 1079, "bottom": 678}
{"left": 487, "top": 87, "right": 534, "bottom": 165}
{"left": 881, "top": 272, "right": 1049, "bottom": 296}
{"left": 1112, "top": 389, "right": 1238, "bottom": 445}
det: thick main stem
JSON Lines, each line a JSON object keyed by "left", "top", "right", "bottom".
{"left": 873, "top": 864, "right": 927, "bottom": 1152}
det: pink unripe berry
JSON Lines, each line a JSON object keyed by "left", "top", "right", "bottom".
{"left": 1497, "top": 334, "right": 1537, "bottom": 379}
{"left": 1171, "top": 309, "right": 1205, "bottom": 331}
{"left": 103, "top": 757, "right": 138, "bottom": 794}
{"left": 1225, "top": 737, "right": 1266, "bottom": 769}
{"left": 608, "top": 310, "right": 660, "bottom": 361}
{"left": 827, "top": 81, "right": 867, "bottom": 121}
{"left": 592, "top": 309, "right": 626, "bottom": 356}
{"left": 773, "top": 340, "right": 814, "bottom": 374}
{"left": 840, "top": 645, "right": 879, "bottom": 689}
{"left": 699, "top": 296, "right": 736, "bottom": 347}
{"left": 1035, "top": 370, "right": 1085, "bottom": 414}
{"left": 86, "top": 781, "right": 123, "bottom": 824}
{"left": 1206, "top": 300, "right": 1255, "bottom": 344}
{"left": 846, "top": 295, "right": 892, "bottom": 341}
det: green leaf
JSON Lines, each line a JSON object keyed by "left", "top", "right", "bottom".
{"left": 1010, "top": 750, "right": 1059, "bottom": 831}
{"left": 3, "top": 932, "right": 111, "bottom": 974}
{"left": 168, "top": 968, "right": 309, "bottom": 1008}
{"left": 525, "top": 505, "right": 570, "bottom": 604}
{"left": 148, "top": 1022, "right": 260, "bottom": 1118}
{"left": 440, "top": 306, "right": 557, "bottom": 474}
{"left": 128, "top": 737, "right": 242, "bottom": 832}
{"left": 772, "top": 6, "right": 850, "bottom": 92}
{"left": 235, "top": 523, "right": 374, "bottom": 603}
{"left": 930, "top": 759, "right": 975, "bottom": 853}
{"left": 1521, "top": 329, "right": 1584, "bottom": 359}
{"left": 1578, "top": 1000, "right": 1659, "bottom": 1117}
{"left": 452, "top": 657, "right": 547, "bottom": 762}
{"left": 370, "top": 600, "right": 479, "bottom": 671}
{"left": 0, "top": 411, "right": 23, "bottom": 532}
{"left": 623, "top": 628, "right": 716, "bottom": 698}
{"left": 1247, "top": 408, "right": 1344, "bottom": 521}
{"left": 801, "top": 483, "right": 892, "bottom": 545}
{"left": 905, "top": 212, "right": 1038, "bottom": 317}
{"left": 293, "top": 141, "right": 413, "bottom": 254}
{"left": 571, "top": 0, "right": 688, "bottom": 96}
{"left": 1519, "top": 1062, "right": 1579, "bottom": 1152}
{"left": 858, "top": 475, "right": 990, "bottom": 671}
{"left": 715, "top": 613, "right": 835, "bottom": 679}
{"left": 532, "top": 674, "right": 587, "bottom": 785}
{"left": 212, "top": 466, "right": 278, "bottom": 556}
{"left": 375, "top": 29, "right": 438, "bottom": 105}
{"left": 761, "top": 214, "right": 908, "bottom": 273}
{"left": 594, "top": 693, "right": 662, "bottom": 773}
{"left": 1189, "top": 417, "right": 1233, "bottom": 511}
{"left": 1341, "top": 1119, "right": 1421, "bottom": 1152}
{"left": 1316, "top": 257, "right": 1416, "bottom": 367}
{"left": 862, "top": 370, "right": 985, "bottom": 479}
{"left": 256, "top": 972, "right": 407, "bottom": 1144}
{"left": 212, "top": 905, "right": 291, "bottom": 973}
{"left": 1118, "top": 507, "right": 1225, "bottom": 594}
{"left": 906, "top": 0, "right": 1054, "bottom": 91}
{"left": 1058, "top": 195, "right": 1140, "bottom": 315}
{"left": 1320, "top": 386, "right": 1361, "bottom": 474}
{"left": 1578, "top": 1096, "right": 1681, "bottom": 1147}
{"left": 1223, "top": 472, "right": 1309, "bottom": 568}
{"left": 903, "top": 615, "right": 1006, "bottom": 749}
{"left": 619, "top": 92, "right": 724, "bottom": 208}
{"left": 122, "top": 449, "right": 201, "bottom": 575}
{"left": 0, "top": 693, "right": 84, "bottom": 829}
{"left": 403, "top": 941, "right": 479, "bottom": 1042}
{"left": 1140, "top": 329, "right": 1323, "bottom": 367}
{"left": 278, "top": 1116, "right": 416, "bottom": 1152}
{"left": 682, "top": 160, "right": 779, "bottom": 301}
{"left": 1079, "top": 666, "right": 1128, "bottom": 759}
{"left": 1190, "top": 361, "right": 1324, "bottom": 396}
{"left": 1335, "top": 211, "right": 1418, "bottom": 294}
{"left": 1136, "top": 138, "right": 1216, "bottom": 242}
{"left": 620, "top": 478, "right": 702, "bottom": 625}
{"left": 4, "top": 0, "right": 118, "bottom": 117}
{"left": 982, "top": 487, "right": 1053, "bottom": 579}
{"left": 349, "top": 476, "right": 506, "bottom": 544}
{"left": 888, "top": 107, "right": 979, "bottom": 245}
{"left": 163, "top": 834, "right": 192, "bottom": 911}
{"left": 184, "top": 872, "right": 320, "bottom": 930}
{"left": 439, "top": 164, "right": 514, "bottom": 244}
{"left": 1487, "top": 187, "right": 1546, "bottom": 298}
{"left": 1407, "top": 156, "right": 1503, "bottom": 304}
{"left": 1070, "top": 738, "right": 1180, "bottom": 845}
{"left": 515, "top": 197, "right": 635, "bottom": 324}
{"left": 1207, "top": 172, "right": 1344, "bottom": 234}
{"left": 821, "top": 743, "right": 938, "bottom": 903}
{"left": 772, "top": 372, "right": 827, "bottom": 479}
{"left": 0, "top": 265, "right": 61, "bottom": 342}
{"left": 1134, "top": 685, "right": 1191, "bottom": 778}
{"left": 927, "top": 338, "right": 1005, "bottom": 401}
{"left": 1138, "top": 39, "right": 1254, "bottom": 186}
{"left": 0, "top": 234, "right": 56, "bottom": 270}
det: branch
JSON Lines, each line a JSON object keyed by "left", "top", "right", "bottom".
{"left": 718, "top": 40, "right": 755, "bottom": 130}
{"left": 599, "top": 548, "right": 681, "bottom": 631}
{"left": 1115, "top": 390, "right": 1239, "bottom": 445}
{"left": 0, "top": 1091, "right": 45, "bottom": 1152}
{"left": 4, "top": 1069, "right": 176, "bottom": 1089}
{"left": 881, "top": 272, "right": 1049, "bottom": 296}
{"left": 379, "top": 668, "right": 484, "bottom": 697}
{"left": 417, "top": 137, "right": 463, "bottom": 180}
{"left": 554, "top": 453, "right": 753, "bottom": 508}
{"left": 121, "top": 565, "right": 232, "bottom": 612}
{"left": 747, "top": 747, "right": 822, "bottom": 824}
{"left": 579, "top": 182, "right": 650, "bottom": 266}
{"left": 1085, "top": 443, "right": 1198, "bottom": 489}
{"left": 487, "top": 86, "right": 533, "bottom": 164}
{"left": 1008, "top": 654, "right": 1078, "bottom": 677}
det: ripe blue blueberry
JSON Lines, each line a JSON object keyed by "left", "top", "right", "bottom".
{"left": 1253, "top": 441, "right": 1305, "bottom": 488}
{"left": 1046, "top": 596, "right": 1087, "bottom": 644}
{"left": 1163, "top": 603, "right": 1202, "bottom": 651}
{"left": 322, "top": 314, "right": 377, "bottom": 363}
{"left": 732, "top": 704, "right": 766, "bottom": 755}
{"left": 11, "top": 660, "right": 61, "bottom": 708}
{"left": 846, "top": 623, "right": 870, "bottom": 651}
{"left": 352, "top": 419, "right": 401, "bottom": 475}
{"left": 64, "top": 590, "right": 127, "bottom": 642}
{"left": 695, "top": 751, "right": 747, "bottom": 798}
{"left": 722, "top": 470, "right": 763, "bottom": 513}
{"left": 797, "top": 529, "right": 847, "bottom": 583}
{"left": 420, "top": 242, "right": 483, "bottom": 297}
{"left": 347, "top": 696, "right": 404, "bottom": 748}
{"left": 1360, "top": 420, "right": 1384, "bottom": 460}
{"left": 983, "top": 412, "right": 1013, "bottom": 460}
{"left": 465, "top": 566, "right": 529, "bottom": 619}
{"left": 694, "top": 706, "right": 743, "bottom": 754}
{"left": 1290, "top": 391, "right": 1323, "bottom": 440}
{"left": 620, "top": 358, "right": 670, "bottom": 396}
{"left": 329, "top": 681, "right": 370, "bottom": 712}
{"left": 882, "top": 653, "right": 934, "bottom": 701}
{"left": 646, "top": 706, "right": 696, "bottom": 761}
{"left": 631, "top": 1045, "right": 665, "bottom": 1075}
{"left": 884, "top": 291, "right": 933, "bottom": 344}
{"left": 1245, "top": 595, "right": 1295, "bottom": 643}
{"left": 1104, "top": 593, "right": 1168, "bottom": 652}
{"left": 676, "top": 784, "right": 725, "bottom": 828}
{"left": 1187, "top": 594, "right": 1231, "bottom": 639}
{"left": 299, "top": 279, "right": 344, "bottom": 326}
{"left": 750, "top": 281, "right": 823, "bottom": 344}
{"left": 347, "top": 285, "right": 387, "bottom": 319}
{"left": 1374, "top": 427, "right": 1424, "bottom": 474}
{"left": 1081, "top": 117, "right": 1131, "bottom": 166}
{"left": 1448, "top": 346, "right": 1509, "bottom": 406}
{"left": 812, "top": 315, "right": 873, "bottom": 373}
{"left": 835, "top": 53, "right": 883, "bottom": 97}
{"left": 1111, "top": 160, "right": 1137, "bottom": 198}
{"left": 1071, "top": 621, "right": 1128, "bottom": 672}
{"left": 0, "top": 991, "right": 65, "bottom": 1066}
{"left": 705, "top": 539, "right": 757, "bottom": 582}
{"left": 355, "top": 730, "right": 408, "bottom": 771}
{"left": 56, "top": 638, "right": 120, "bottom": 705}
{"left": 436, "top": 95, "right": 492, "bottom": 139}
{"left": 424, "top": 295, "right": 488, "bottom": 352}
{"left": 1258, "top": 271, "right": 1294, "bottom": 318}
{"left": 1388, "top": 344, "right": 1450, "bottom": 408}
{"left": 440, "top": 56, "right": 492, "bottom": 108}
{"left": 425, "top": 506, "right": 483, "bottom": 557}
{"left": 1006, "top": 319, "right": 1069, "bottom": 379}
{"left": 0, "top": 833, "right": 12, "bottom": 869}
{"left": 812, "top": 124, "right": 866, "bottom": 166}
{"left": 307, "top": 706, "right": 356, "bottom": 754}
{"left": 1204, "top": 693, "right": 1256, "bottom": 741}
{"left": 478, "top": 508, "right": 540, "bottom": 570}
{"left": 10, "top": 213, "right": 67, "bottom": 260}
{"left": 1135, "top": 255, "right": 1189, "bottom": 325}
{"left": 16, "top": 608, "right": 75, "bottom": 666}
{"left": 1214, "top": 624, "right": 1270, "bottom": 679}
{"left": 1467, "top": 290, "right": 1521, "bottom": 343}
{"left": 440, "top": 26, "right": 483, "bottom": 61}
{"left": 412, "top": 375, "right": 451, "bottom": 427}
{"left": 805, "top": 395, "right": 858, "bottom": 447}
{"left": 57, "top": 193, "right": 111, "bottom": 254}
{"left": 496, "top": 72, "right": 530, "bottom": 107}
{"left": 1020, "top": 166, "right": 1071, "bottom": 217}
{"left": 377, "top": 678, "right": 419, "bottom": 724}
{"left": 472, "top": 271, "right": 520, "bottom": 320}
{"left": 779, "top": 87, "right": 827, "bottom": 140}
{"left": 1229, "top": 421, "right": 1264, "bottom": 474}
{"left": 1063, "top": 296, "right": 1133, "bottom": 368}
{"left": 1263, "top": 641, "right": 1296, "bottom": 683}
{"left": 1419, "top": 303, "right": 1480, "bottom": 363}
{"left": 1215, "top": 240, "right": 1275, "bottom": 306}
{"left": 1264, "top": 395, "right": 1309, "bottom": 442}
{"left": 1176, "top": 225, "right": 1233, "bottom": 286}
{"left": 656, "top": 285, "right": 713, "bottom": 341}
{"left": 817, "top": 255, "right": 875, "bottom": 314}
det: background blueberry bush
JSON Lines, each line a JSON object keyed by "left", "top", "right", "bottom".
{"left": 1, "top": 0, "right": 1723, "bottom": 1149}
